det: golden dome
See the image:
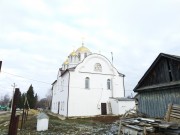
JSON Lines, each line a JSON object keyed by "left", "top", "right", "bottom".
{"left": 69, "top": 50, "right": 77, "bottom": 56}
{"left": 63, "top": 59, "right": 69, "bottom": 65}
{"left": 76, "top": 45, "right": 91, "bottom": 53}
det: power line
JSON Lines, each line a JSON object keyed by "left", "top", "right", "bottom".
{"left": 0, "top": 84, "right": 12, "bottom": 90}
{"left": 1, "top": 71, "right": 134, "bottom": 91}
{"left": 2, "top": 71, "right": 51, "bottom": 85}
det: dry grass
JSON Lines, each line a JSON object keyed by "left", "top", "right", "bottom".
{"left": 17, "top": 112, "right": 120, "bottom": 135}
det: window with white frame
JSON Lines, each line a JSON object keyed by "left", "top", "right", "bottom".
{"left": 78, "top": 53, "right": 81, "bottom": 61}
{"left": 63, "top": 101, "right": 64, "bottom": 111}
{"left": 61, "top": 79, "right": 64, "bottom": 91}
{"left": 61, "top": 101, "right": 62, "bottom": 110}
{"left": 84, "top": 53, "right": 87, "bottom": 58}
{"left": 107, "top": 79, "right": 111, "bottom": 90}
{"left": 70, "top": 56, "right": 72, "bottom": 62}
{"left": 85, "top": 77, "right": 90, "bottom": 89}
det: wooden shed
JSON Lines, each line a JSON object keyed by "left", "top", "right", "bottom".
{"left": 109, "top": 97, "right": 135, "bottom": 115}
{"left": 133, "top": 53, "right": 180, "bottom": 118}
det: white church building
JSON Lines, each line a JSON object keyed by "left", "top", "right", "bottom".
{"left": 51, "top": 44, "right": 134, "bottom": 117}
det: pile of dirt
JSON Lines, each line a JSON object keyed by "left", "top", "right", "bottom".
{"left": 89, "top": 115, "right": 120, "bottom": 123}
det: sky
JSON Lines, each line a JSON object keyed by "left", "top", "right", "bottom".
{"left": 0, "top": 0, "right": 180, "bottom": 99}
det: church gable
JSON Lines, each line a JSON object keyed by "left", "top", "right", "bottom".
{"left": 134, "top": 53, "right": 180, "bottom": 92}
{"left": 76, "top": 54, "right": 117, "bottom": 75}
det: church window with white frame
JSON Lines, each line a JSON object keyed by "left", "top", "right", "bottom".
{"left": 94, "top": 63, "right": 102, "bottom": 72}
{"left": 85, "top": 77, "right": 90, "bottom": 89}
{"left": 70, "top": 56, "right": 72, "bottom": 62}
{"left": 63, "top": 101, "right": 64, "bottom": 111}
{"left": 78, "top": 53, "right": 81, "bottom": 61}
{"left": 107, "top": 79, "right": 111, "bottom": 90}
{"left": 84, "top": 53, "right": 87, "bottom": 58}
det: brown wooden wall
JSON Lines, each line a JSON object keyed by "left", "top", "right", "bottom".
{"left": 169, "top": 59, "right": 180, "bottom": 81}
{"left": 139, "top": 57, "right": 180, "bottom": 88}
{"left": 137, "top": 87, "right": 180, "bottom": 118}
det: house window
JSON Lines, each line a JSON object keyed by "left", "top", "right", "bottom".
{"left": 94, "top": 63, "right": 102, "bottom": 72}
{"left": 107, "top": 79, "right": 111, "bottom": 90}
{"left": 85, "top": 77, "right": 90, "bottom": 89}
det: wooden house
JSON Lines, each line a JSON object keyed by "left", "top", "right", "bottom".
{"left": 133, "top": 53, "right": 180, "bottom": 118}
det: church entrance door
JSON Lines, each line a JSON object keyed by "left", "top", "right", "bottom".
{"left": 101, "top": 103, "right": 107, "bottom": 115}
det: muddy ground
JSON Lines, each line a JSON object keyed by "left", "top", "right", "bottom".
{"left": 0, "top": 111, "right": 120, "bottom": 135}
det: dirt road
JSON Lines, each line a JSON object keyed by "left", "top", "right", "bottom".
{"left": 0, "top": 111, "right": 8, "bottom": 115}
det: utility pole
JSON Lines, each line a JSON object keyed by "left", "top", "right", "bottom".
{"left": 10, "top": 83, "right": 17, "bottom": 112}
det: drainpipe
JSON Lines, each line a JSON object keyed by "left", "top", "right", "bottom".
{"left": 111, "top": 78, "right": 114, "bottom": 98}
{"left": 123, "top": 75, "right": 125, "bottom": 97}
{"left": 66, "top": 70, "right": 70, "bottom": 117}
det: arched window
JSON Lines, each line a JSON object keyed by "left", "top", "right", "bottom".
{"left": 70, "top": 56, "right": 72, "bottom": 62}
{"left": 94, "top": 63, "right": 102, "bottom": 72}
{"left": 78, "top": 53, "right": 81, "bottom": 61}
{"left": 107, "top": 79, "right": 111, "bottom": 90}
{"left": 84, "top": 53, "right": 87, "bottom": 58}
{"left": 85, "top": 77, "right": 90, "bottom": 89}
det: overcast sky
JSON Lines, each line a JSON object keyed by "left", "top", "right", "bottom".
{"left": 0, "top": 0, "right": 180, "bottom": 99}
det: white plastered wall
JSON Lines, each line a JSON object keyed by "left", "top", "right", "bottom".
{"left": 51, "top": 81, "right": 58, "bottom": 113}
{"left": 51, "top": 53, "right": 125, "bottom": 117}
{"left": 68, "top": 54, "right": 124, "bottom": 116}
{"left": 110, "top": 99, "right": 135, "bottom": 115}
{"left": 51, "top": 72, "right": 69, "bottom": 116}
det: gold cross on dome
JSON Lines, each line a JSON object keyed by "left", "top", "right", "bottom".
{"left": 81, "top": 37, "right": 85, "bottom": 46}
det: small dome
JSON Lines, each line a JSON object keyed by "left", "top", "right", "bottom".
{"left": 63, "top": 59, "right": 69, "bottom": 65}
{"left": 69, "top": 50, "right": 77, "bottom": 56}
{"left": 76, "top": 45, "right": 91, "bottom": 53}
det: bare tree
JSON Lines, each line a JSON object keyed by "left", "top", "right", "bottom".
{"left": 0, "top": 94, "right": 10, "bottom": 106}
{"left": 46, "top": 88, "right": 52, "bottom": 110}
{"left": 36, "top": 98, "right": 48, "bottom": 109}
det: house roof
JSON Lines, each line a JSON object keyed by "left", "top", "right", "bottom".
{"left": 60, "top": 67, "right": 76, "bottom": 77}
{"left": 110, "top": 97, "right": 135, "bottom": 101}
{"left": 136, "top": 80, "right": 180, "bottom": 91}
{"left": 133, "top": 53, "right": 180, "bottom": 92}
{"left": 118, "top": 71, "right": 125, "bottom": 77}
{"left": 51, "top": 80, "right": 57, "bottom": 85}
